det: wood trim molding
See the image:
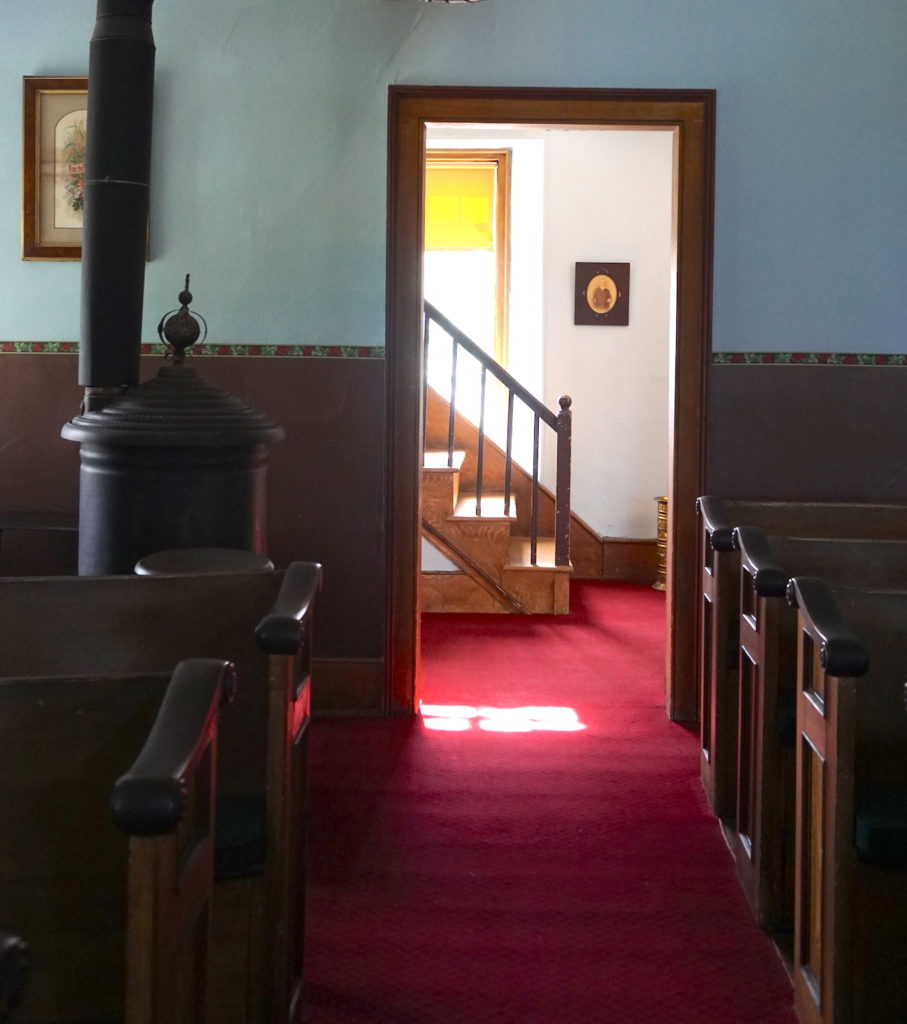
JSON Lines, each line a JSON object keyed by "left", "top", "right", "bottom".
{"left": 386, "top": 86, "right": 715, "bottom": 720}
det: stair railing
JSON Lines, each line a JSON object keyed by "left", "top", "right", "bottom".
{"left": 423, "top": 301, "right": 572, "bottom": 568}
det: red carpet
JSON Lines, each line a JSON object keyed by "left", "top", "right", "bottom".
{"left": 303, "top": 581, "right": 796, "bottom": 1023}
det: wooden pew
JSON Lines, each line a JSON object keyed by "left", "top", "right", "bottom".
{"left": 0, "top": 934, "right": 29, "bottom": 1023}
{"left": 0, "top": 561, "right": 321, "bottom": 1024}
{"left": 788, "top": 577, "right": 907, "bottom": 1024}
{"left": 0, "top": 657, "right": 235, "bottom": 1023}
{"left": 211, "top": 561, "right": 320, "bottom": 1024}
{"left": 696, "top": 496, "right": 907, "bottom": 819}
{"left": 731, "top": 530, "right": 907, "bottom": 936}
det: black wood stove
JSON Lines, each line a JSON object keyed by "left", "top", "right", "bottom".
{"left": 62, "top": 0, "right": 283, "bottom": 575}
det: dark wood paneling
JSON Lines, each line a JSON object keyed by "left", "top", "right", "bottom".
{"left": 0, "top": 353, "right": 386, "bottom": 673}
{"left": 184, "top": 357, "right": 386, "bottom": 663}
{"left": 311, "top": 658, "right": 385, "bottom": 715}
{"left": 0, "top": 354, "right": 81, "bottom": 511}
{"left": 708, "top": 365, "right": 907, "bottom": 502}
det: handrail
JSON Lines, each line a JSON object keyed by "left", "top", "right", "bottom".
{"left": 255, "top": 561, "right": 323, "bottom": 655}
{"left": 424, "top": 302, "right": 572, "bottom": 568}
{"left": 786, "top": 576, "right": 870, "bottom": 679}
{"left": 424, "top": 302, "right": 557, "bottom": 428}
{"left": 111, "top": 658, "right": 237, "bottom": 836}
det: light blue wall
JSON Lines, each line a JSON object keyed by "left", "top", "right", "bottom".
{"left": 1, "top": 0, "right": 905, "bottom": 351}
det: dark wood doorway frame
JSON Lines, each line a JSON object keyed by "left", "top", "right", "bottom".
{"left": 385, "top": 86, "right": 715, "bottom": 721}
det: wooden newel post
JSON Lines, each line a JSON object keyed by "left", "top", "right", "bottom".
{"left": 555, "top": 394, "right": 572, "bottom": 566}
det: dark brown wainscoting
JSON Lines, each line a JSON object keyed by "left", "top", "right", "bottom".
{"left": 311, "top": 657, "right": 385, "bottom": 715}
{"left": 0, "top": 354, "right": 81, "bottom": 511}
{"left": 708, "top": 364, "right": 907, "bottom": 502}
{"left": 0, "top": 353, "right": 386, "bottom": 713}
{"left": 602, "top": 538, "right": 658, "bottom": 586}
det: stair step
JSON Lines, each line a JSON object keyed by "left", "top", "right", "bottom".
{"left": 452, "top": 493, "right": 516, "bottom": 521}
{"left": 507, "top": 536, "right": 570, "bottom": 569}
{"left": 424, "top": 449, "right": 466, "bottom": 471}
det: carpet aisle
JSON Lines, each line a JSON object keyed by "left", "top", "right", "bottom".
{"left": 303, "top": 581, "right": 797, "bottom": 1023}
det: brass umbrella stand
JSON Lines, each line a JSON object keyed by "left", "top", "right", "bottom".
{"left": 653, "top": 495, "right": 668, "bottom": 591}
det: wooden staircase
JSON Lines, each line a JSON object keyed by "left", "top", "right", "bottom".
{"left": 421, "top": 301, "right": 575, "bottom": 615}
{"left": 422, "top": 448, "right": 572, "bottom": 614}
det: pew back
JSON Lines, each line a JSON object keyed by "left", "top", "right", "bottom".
{"left": 733, "top": 534, "right": 907, "bottom": 932}
{"left": 0, "top": 571, "right": 285, "bottom": 796}
{"left": 696, "top": 496, "right": 907, "bottom": 819}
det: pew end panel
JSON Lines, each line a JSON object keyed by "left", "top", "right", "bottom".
{"left": 210, "top": 560, "right": 321, "bottom": 1024}
{"left": 114, "top": 658, "right": 236, "bottom": 1024}
{"left": 790, "top": 578, "right": 907, "bottom": 1024}
{"left": 696, "top": 495, "right": 746, "bottom": 820}
{"left": 732, "top": 526, "right": 798, "bottom": 935}
{"left": 259, "top": 561, "right": 319, "bottom": 1024}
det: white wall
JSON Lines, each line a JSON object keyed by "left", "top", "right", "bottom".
{"left": 542, "top": 128, "right": 675, "bottom": 538}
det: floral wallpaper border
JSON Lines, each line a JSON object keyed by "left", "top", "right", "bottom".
{"left": 712, "top": 352, "right": 907, "bottom": 366}
{"left": 0, "top": 342, "right": 385, "bottom": 358}
{"left": 1, "top": 342, "right": 906, "bottom": 366}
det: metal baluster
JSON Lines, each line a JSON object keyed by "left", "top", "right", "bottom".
{"left": 475, "top": 365, "right": 487, "bottom": 516}
{"left": 447, "top": 336, "right": 457, "bottom": 469}
{"left": 530, "top": 412, "right": 540, "bottom": 566}
{"left": 423, "top": 302, "right": 572, "bottom": 576}
{"left": 503, "top": 390, "right": 514, "bottom": 516}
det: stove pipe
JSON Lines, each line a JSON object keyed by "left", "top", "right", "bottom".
{"left": 79, "top": 0, "right": 155, "bottom": 392}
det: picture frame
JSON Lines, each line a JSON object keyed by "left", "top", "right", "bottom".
{"left": 574, "top": 261, "right": 630, "bottom": 326}
{"left": 22, "top": 76, "right": 88, "bottom": 261}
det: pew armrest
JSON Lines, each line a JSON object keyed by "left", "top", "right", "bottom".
{"left": 0, "top": 932, "right": 29, "bottom": 1016}
{"left": 111, "top": 658, "right": 237, "bottom": 836}
{"left": 787, "top": 576, "right": 869, "bottom": 677}
{"left": 255, "top": 560, "right": 323, "bottom": 654}
{"left": 696, "top": 495, "right": 736, "bottom": 552}
{"left": 734, "top": 525, "right": 789, "bottom": 596}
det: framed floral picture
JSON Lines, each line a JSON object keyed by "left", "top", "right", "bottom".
{"left": 22, "top": 76, "right": 88, "bottom": 260}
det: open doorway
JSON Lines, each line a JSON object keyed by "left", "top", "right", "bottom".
{"left": 386, "top": 87, "right": 715, "bottom": 721}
